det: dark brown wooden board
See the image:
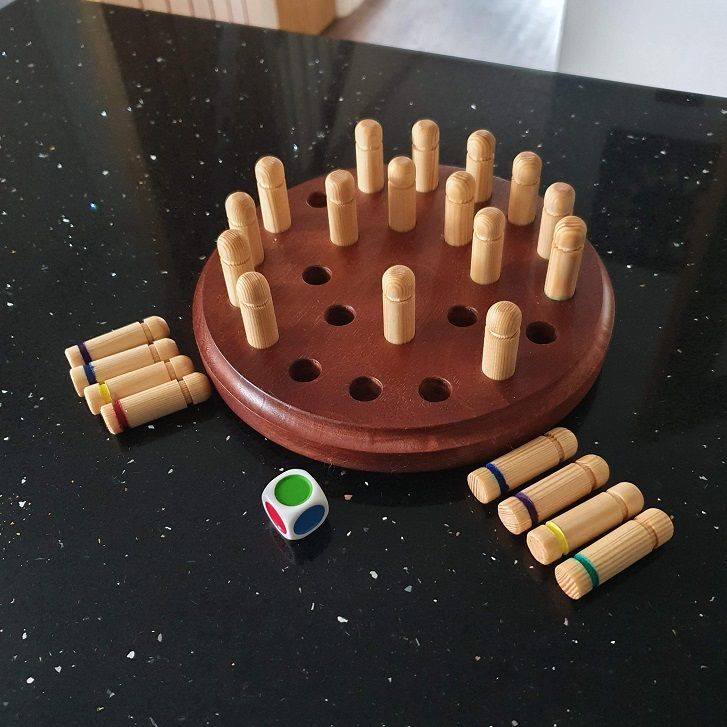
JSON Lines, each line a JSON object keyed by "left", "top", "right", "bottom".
{"left": 193, "top": 167, "right": 614, "bottom": 472}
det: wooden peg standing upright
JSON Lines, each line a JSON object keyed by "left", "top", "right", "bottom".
{"left": 467, "top": 427, "right": 578, "bottom": 504}
{"left": 544, "top": 215, "right": 586, "bottom": 301}
{"left": 527, "top": 481, "right": 644, "bottom": 565}
{"left": 537, "top": 182, "right": 575, "bottom": 259}
{"left": 382, "top": 265, "right": 415, "bottom": 344}
{"left": 470, "top": 207, "right": 505, "bottom": 284}
{"left": 555, "top": 508, "right": 674, "bottom": 600}
{"left": 100, "top": 372, "right": 212, "bottom": 435}
{"left": 217, "top": 229, "right": 254, "bottom": 306}
{"left": 236, "top": 272, "right": 279, "bottom": 349}
{"left": 444, "top": 171, "right": 475, "bottom": 247}
{"left": 411, "top": 119, "right": 439, "bottom": 192}
{"left": 466, "top": 129, "right": 496, "bottom": 203}
{"left": 65, "top": 316, "right": 169, "bottom": 367}
{"left": 354, "top": 119, "right": 384, "bottom": 193}
{"left": 325, "top": 170, "right": 358, "bottom": 247}
{"left": 255, "top": 156, "right": 291, "bottom": 233}
{"left": 481, "top": 301, "right": 521, "bottom": 381}
{"left": 225, "top": 191, "right": 264, "bottom": 266}
{"left": 497, "top": 454, "right": 610, "bottom": 535}
{"left": 507, "top": 151, "right": 542, "bottom": 225}
{"left": 387, "top": 156, "right": 416, "bottom": 232}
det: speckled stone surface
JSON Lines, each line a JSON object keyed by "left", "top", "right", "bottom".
{"left": 1, "top": 1, "right": 725, "bottom": 724}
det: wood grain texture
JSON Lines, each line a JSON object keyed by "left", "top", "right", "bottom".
{"left": 382, "top": 265, "right": 415, "bottom": 344}
{"left": 255, "top": 156, "right": 291, "bottom": 233}
{"left": 387, "top": 156, "right": 416, "bottom": 233}
{"left": 193, "top": 167, "right": 615, "bottom": 472}
{"left": 412, "top": 120, "right": 439, "bottom": 193}
{"left": 544, "top": 215, "right": 586, "bottom": 301}
{"left": 225, "top": 191, "right": 264, "bottom": 267}
{"left": 470, "top": 207, "right": 505, "bottom": 285}
{"left": 236, "top": 272, "right": 279, "bottom": 349}
{"left": 355, "top": 119, "right": 384, "bottom": 194}
{"left": 444, "top": 171, "right": 475, "bottom": 247}
{"left": 507, "top": 151, "right": 541, "bottom": 225}
{"left": 466, "top": 130, "right": 495, "bottom": 204}
{"left": 481, "top": 300, "right": 521, "bottom": 381}
{"left": 537, "top": 182, "right": 575, "bottom": 259}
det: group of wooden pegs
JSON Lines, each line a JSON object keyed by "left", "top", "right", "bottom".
{"left": 219, "top": 119, "right": 583, "bottom": 383}
{"left": 467, "top": 428, "right": 674, "bottom": 599}
{"left": 65, "top": 317, "right": 211, "bottom": 434}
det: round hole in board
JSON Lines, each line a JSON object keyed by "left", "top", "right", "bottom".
{"left": 447, "top": 305, "right": 478, "bottom": 327}
{"left": 302, "top": 265, "right": 332, "bottom": 285}
{"left": 418, "top": 377, "right": 452, "bottom": 402}
{"left": 324, "top": 304, "right": 355, "bottom": 326}
{"left": 349, "top": 376, "right": 382, "bottom": 402}
{"left": 288, "top": 358, "right": 322, "bottom": 382}
{"left": 526, "top": 321, "right": 557, "bottom": 344}
{"left": 307, "top": 191, "right": 327, "bottom": 208}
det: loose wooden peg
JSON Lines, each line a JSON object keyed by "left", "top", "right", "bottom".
{"left": 470, "top": 207, "right": 505, "bottom": 284}
{"left": 467, "top": 427, "right": 577, "bottom": 504}
{"left": 236, "top": 272, "right": 279, "bottom": 349}
{"left": 217, "top": 229, "right": 254, "bottom": 307}
{"left": 325, "top": 169, "right": 358, "bottom": 247}
{"left": 507, "top": 151, "right": 542, "bottom": 225}
{"left": 466, "top": 129, "right": 496, "bottom": 203}
{"left": 536, "top": 182, "right": 575, "bottom": 259}
{"left": 84, "top": 355, "right": 195, "bottom": 415}
{"left": 354, "top": 119, "right": 384, "bottom": 193}
{"left": 69, "top": 338, "right": 178, "bottom": 397}
{"left": 387, "top": 156, "right": 416, "bottom": 232}
{"left": 544, "top": 215, "right": 586, "bottom": 301}
{"left": 225, "top": 191, "right": 264, "bottom": 266}
{"left": 444, "top": 171, "right": 475, "bottom": 247}
{"left": 527, "top": 481, "right": 644, "bottom": 565}
{"left": 100, "top": 371, "right": 211, "bottom": 435}
{"left": 411, "top": 119, "right": 439, "bottom": 192}
{"left": 65, "top": 316, "right": 168, "bottom": 367}
{"left": 382, "top": 265, "right": 415, "bottom": 344}
{"left": 497, "top": 454, "right": 610, "bottom": 535}
{"left": 555, "top": 508, "right": 674, "bottom": 600}
{"left": 481, "top": 301, "right": 521, "bottom": 381}
{"left": 254, "top": 156, "right": 291, "bottom": 233}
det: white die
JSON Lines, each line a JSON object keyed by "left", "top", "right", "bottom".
{"left": 261, "top": 469, "right": 329, "bottom": 541}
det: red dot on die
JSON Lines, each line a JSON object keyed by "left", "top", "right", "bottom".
{"left": 265, "top": 501, "right": 287, "bottom": 534}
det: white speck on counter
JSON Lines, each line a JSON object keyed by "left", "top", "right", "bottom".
{"left": 26, "top": 677, "right": 34, "bottom": 684}
{"left": 337, "top": 616, "right": 348, "bottom": 623}
{"left": 404, "top": 585, "right": 413, "bottom": 593}
{"left": 126, "top": 650, "right": 135, "bottom": 659}
{"left": 370, "top": 571, "right": 378, "bottom": 579}
{"left": 54, "top": 666, "right": 61, "bottom": 673}
{"left": 157, "top": 634, "right": 162, "bottom": 642}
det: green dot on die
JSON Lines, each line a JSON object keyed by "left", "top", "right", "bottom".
{"left": 274, "top": 474, "right": 313, "bottom": 506}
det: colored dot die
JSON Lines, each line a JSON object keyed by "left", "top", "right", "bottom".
{"left": 261, "top": 469, "right": 329, "bottom": 541}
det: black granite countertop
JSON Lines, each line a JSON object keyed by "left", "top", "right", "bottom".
{"left": 1, "top": 1, "right": 725, "bottom": 724}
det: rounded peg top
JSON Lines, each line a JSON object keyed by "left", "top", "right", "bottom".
{"left": 609, "top": 481, "right": 645, "bottom": 519}
{"left": 511, "top": 151, "right": 542, "bottom": 185}
{"left": 473, "top": 207, "right": 505, "bottom": 240}
{"left": 547, "top": 426, "right": 579, "bottom": 461}
{"left": 388, "top": 156, "right": 416, "bottom": 188}
{"left": 168, "top": 354, "right": 195, "bottom": 380}
{"left": 467, "top": 129, "right": 496, "bottom": 161}
{"left": 182, "top": 372, "right": 212, "bottom": 405}
{"left": 485, "top": 301, "right": 522, "bottom": 338}
{"left": 225, "top": 191, "right": 257, "bottom": 226}
{"left": 382, "top": 265, "right": 415, "bottom": 303}
{"left": 552, "top": 215, "right": 587, "bottom": 252}
{"left": 543, "top": 182, "right": 575, "bottom": 216}
{"left": 154, "top": 338, "right": 179, "bottom": 361}
{"left": 254, "top": 156, "right": 285, "bottom": 189}
{"left": 354, "top": 119, "right": 382, "bottom": 150}
{"left": 577, "top": 453, "right": 610, "bottom": 488}
{"left": 446, "top": 170, "right": 475, "bottom": 204}
{"left": 412, "top": 119, "right": 439, "bottom": 150}
{"left": 635, "top": 508, "right": 674, "bottom": 548}
{"left": 325, "top": 169, "right": 356, "bottom": 204}
{"left": 236, "top": 271, "right": 272, "bottom": 309}
{"left": 217, "top": 229, "right": 251, "bottom": 265}
{"left": 143, "top": 315, "right": 169, "bottom": 339}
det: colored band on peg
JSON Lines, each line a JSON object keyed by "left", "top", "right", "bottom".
{"left": 514, "top": 491, "right": 538, "bottom": 526}
{"left": 83, "top": 363, "right": 97, "bottom": 385}
{"left": 112, "top": 399, "right": 130, "bottom": 431}
{"left": 544, "top": 520, "right": 569, "bottom": 555}
{"left": 484, "top": 462, "right": 508, "bottom": 496}
{"left": 77, "top": 342, "right": 92, "bottom": 365}
{"left": 573, "top": 553, "right": 600, "bottom": 588}
{"left": 99, "top": 382, "right": 112, "bottom": 406}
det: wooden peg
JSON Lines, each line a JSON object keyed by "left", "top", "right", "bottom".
{"left": 466, "top": 129, "right": 496, "bottom": 203}
{"left": 84, "top": 355, "right": 194, "bottom": 415}
{"left": 387, "top": 156, "right": 416, "bottom": 232}
{"left": 481, "top": 301, "right": 521, "bottom": 381}
{"left": 497, "top": 454, "right": 610, "bottom": 534}
{"left": 544, "top": 215, "right": 586, "bottom": 300}
{"left": 65, "top": 316, "right": 168, "bottom": 367}
{"left": 527, "top": 481, "right": 644, "bottom": 565}
{"left": 537, "top": 182, "right": 575, "bottom": 259}
{"left": 470, "top": 207, "right": 505, "bottom": 284}
{"left": 555, "top": 508, "right": 674, "bottom": 600}
{"left": 254, "top": 156, "right": 291, "bottom": 233}
{"left": 467, "top": 427, "right": 577, "bottom": 504}
{"left": 444, "top": 171, "right": 475, "bottom": 247}
{"left": 411, "top": 119, "right": 439, "bottom": 192}
{"left": 236, "top": 272, "right": 279, "bottom": 349}
{"left": 100, "top": 371, "right": 211, "bottom": 435}
{"left": 507, "top": 151, "right": 542, "bottom": 225}
{"left": 325, "top": 170, "right": 358, "bottom": 247}
{"left": 217, "top": 229, "right": 254, "bottom": 306}
{"left": 354, "top": 119, "right": 384, "bottom": 193}
{"left": 225, "top": 191, "right": 264, "bottom": 266}
{"left": 69, "top": 338, "right": 178, "bottom": 396}
{"left": 382, "top": 265, "right": 415, "bottom": 344}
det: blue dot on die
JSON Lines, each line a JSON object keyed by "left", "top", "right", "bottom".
{"left": 293, "top": 505, "right": 326, "bottom": 536}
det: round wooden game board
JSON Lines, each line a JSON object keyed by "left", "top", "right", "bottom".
{"left": 193, "top": 167, "right": 614, "bottom": 472}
